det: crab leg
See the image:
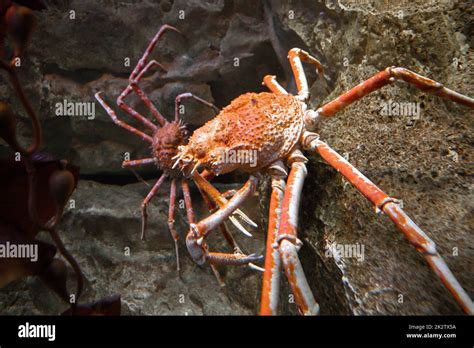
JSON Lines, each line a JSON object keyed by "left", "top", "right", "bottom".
{"left": 181, "top": 178, "right": 225, "bottom": 285}
{"left": 140, "top": 173, "right": 167, "bottom": 240}
{"left": 197, "top": 185, "right": 242, "bottom": 253}
{"left": 192, "top": 171, "right": 257, "bottom": 235}
{"left": 115, "top": 26, "right": 180, "bottom": 128}
{"left": 95, "top": 92, "right": 152, "bottom": 143}
{"left": 181, "top": 178, "right": 195, "bottom": 225}
{"left": 174, "top": 92, "right": 219, "bottom": 122}
{"left": 317, "top": 67, "right": 474, "bottom": 118}
{"left": 287, "top": 48, "right": 324, "bottom": 102}
{"left": 117, "top": 90, "right": 159, "bottom": 132}
{"left": 276, "top": 157, "right": 320, "bottom": 315}
{"left": 119, "top": 59, "right": 168, "bottom": 126}
{"left": 186, "top": 175, "right": 262, "bottom": 266}
{"left": 306, "top": 137, "right": 474, "bottom": 314}
{"left": 168, "top": 179, "right": 180, "bottom": 272}
{"left": 260, "top": 176, "right": 286, "bottom": 315}
{"left": 191, "top": 175, "right": 258, "bottom": 238}
{"left": 118, "top": 25, "right": 179, "bottom": 128}
{"left": 122, "top": 158, "right": 155, "bottom": 167}
{"left": 262, "top": 75, "right": 289, "bottom": 95}
{"left": 197, "top": 172, "right": 264, "bottom": 272}
{"left": 207, "top": 252, "right": 262, "bottom": 266}
{"left": 130, "top": 24, "right": 181, "bottom": 81}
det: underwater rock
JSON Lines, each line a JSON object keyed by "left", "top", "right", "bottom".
{"left": 0, "top": 0, "right": 471, "bottom": 315}
{"left": 0, "top": 180, "right": 264, "bottom": 315}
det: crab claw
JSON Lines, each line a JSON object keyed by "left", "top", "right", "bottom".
{"left": 229, "top": 215, "right": 253, "bottom": 237}
{"left": 248, "top": 263, "right": 265, "bottom": 272}
{"left": 186, "top": 225, "right": 263, "bottom": 267}
{"left": 186, "top": 225, "right": 208, "bottom": 266}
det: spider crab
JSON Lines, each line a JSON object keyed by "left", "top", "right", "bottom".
{"left": 174, "top": 48, "right": 474, "bottom": 315}
{"left": 94, "top": 25, "right": 262, "bottom": 279}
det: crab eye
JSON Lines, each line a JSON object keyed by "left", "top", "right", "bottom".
{"left": 166, "top": 137, "right": 179, "bottom": 146}
{"left": 194, "top": 147, "right": 206, "bottom": 159}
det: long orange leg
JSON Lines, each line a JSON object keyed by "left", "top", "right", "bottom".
{"left": 180, "top": 179, "right": 193, "bottom": 224}
{"left": 140, "top": 173, "right": 167, "bottom": 240}
{"left": 196, "top": 177, "right": 264, "bottom": 275}
{"left": 168, "top": 179, "right": 180, "bottom": 272}
{"left": 260, "top": 161, "right": 287, "bottom": 315}
{"left": 303, "top": 134, "right": 474, "bottom": 314}
{"left": 181, "top": 178, "right": 225, "bottom": 286}
{"left": 192, "top": 171, "right": 257, "bottom": 237}
{"left": 185, "top": 174, "right": 262, "bottom": 266}
{"left": 316, "top": 67, "right": 474, "bottom": 119}
{"left": 197, "top": 184, "right": 241, "bottom": 253}
{"left": 287, "top": 48, "right": 324, "bottom": 102}
{"left": 195, "top": 170, "right": 242, "bottom": 252}
{"left": 276, "top": 152, "right": 320, "bottom": 315}
{"left": 262, "top": 75, "right": 289, "bottom": 95}
{"left": 263, "top": 48, "right": 324, "bottom": 100}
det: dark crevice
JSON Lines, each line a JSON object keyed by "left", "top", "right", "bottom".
{"left": 79, "top": 171, "right": 248, "bottom": 187}
{"left": 43, "top": 62, "right": 130, "bottom": 84}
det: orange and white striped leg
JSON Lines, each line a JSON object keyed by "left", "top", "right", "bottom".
{"left": 303, "top": 134, "right": 474, "bottom": 314}
{"left": 186, "top": 175, "right": 262, "bottom": 267}
{"left": 260, "top": 161, "right": 287, "bottom": 315}
{"left": 262, "top": 75, "right": 289, "bottom": 95}
{"left": 316, "top": 67, "right": 474, "bottom": 119}
{"left": 287, "top": 48, "right": 324, "bottom": 102}
{"left": 276, "top": 151, "right": 320, "bottom": 315}
{"left": 192, "top": 171, "right": 257, "bottom": 237}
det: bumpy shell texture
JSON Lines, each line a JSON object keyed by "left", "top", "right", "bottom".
{"left": 181, "top": 92, "right": 304, "bottom": 174}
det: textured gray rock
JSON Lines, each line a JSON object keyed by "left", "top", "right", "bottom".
{"left": 0, "top": 180, "right": 264, "bottom": 315}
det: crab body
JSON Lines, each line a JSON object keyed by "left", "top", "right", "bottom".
{"left": 175, "top": 47, "right": 474, "bottom": 315}
{"left": 152, "top": 121, "right": 188, "bottom": 177}
{"left": 180, "top": 92, "right": 304, "bottom": 175}
{"left": 95, "top": 25, "right": 262, "bottom": 277}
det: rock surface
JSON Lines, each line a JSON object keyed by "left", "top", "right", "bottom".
{"left": 0, "top": 180, "right": 264, "bottom": 315}
{"left": 0, "top": 0, "right": 472, "bottom": 315}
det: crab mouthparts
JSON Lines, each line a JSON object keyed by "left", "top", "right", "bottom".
{"left": 172, "top": 151, "right": 202, "bottom": 176}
